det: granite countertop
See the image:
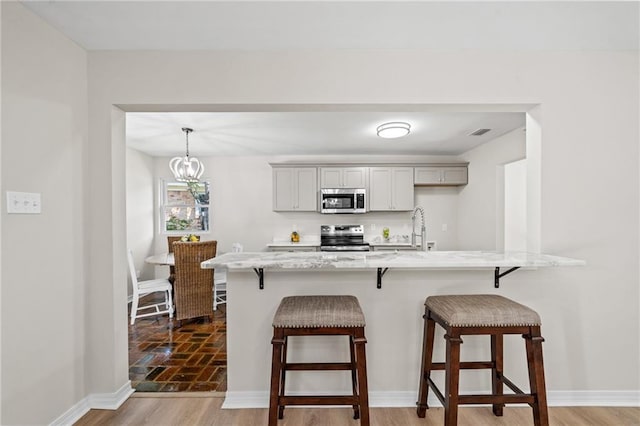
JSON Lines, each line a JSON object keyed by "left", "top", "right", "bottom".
{"left": 266, "top": 239, "right": 432, "bottom": 248}
{"left": 266, "top": 241, "right": 321, "bottom": 247}
{"left": 201, "top": 250, "right": 585, "bottom": 270}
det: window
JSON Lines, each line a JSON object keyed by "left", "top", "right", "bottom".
{"left": 160, "top": 180, "right": 210, "bottom": 234}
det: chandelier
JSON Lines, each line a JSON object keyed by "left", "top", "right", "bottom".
{"left": 169, "top": 127, "right": 204, "bottom": 182}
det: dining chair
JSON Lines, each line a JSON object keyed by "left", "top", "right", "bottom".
{"left": 166, "top": 236, "right": 183, "bottom": 284}
{"left": 213, "top": 272, "right": 227, "bottom": 311}
{"left": 127, "top": 249, "right": 174, "bottom": 325}
{"left": 173, "top": 240, "right": 217, "bottom": 322}
{"left": 212, "top": 242, "right": 242, "bottom": 311}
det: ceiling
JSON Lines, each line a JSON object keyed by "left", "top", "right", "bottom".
{"left": 21, "top": 1, "right": 636, "bottom": 157}
{"left": 21, "top": 1, "right": 639, "bottom": 51}
{"left": 126, "top": 111, "right": 525, "bottom": 157}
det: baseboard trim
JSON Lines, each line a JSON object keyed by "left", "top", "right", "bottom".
{"left": 49, "top": 382, "right": 134, "bottom": 426}
{"left": 222, "top": 390, "right": 640, "bottom": 409}
{"left": 88, "top": 381, "right": 135, "bottom": 410}
{"left": 50, "top": 397, "right": 91, "bottom": 426}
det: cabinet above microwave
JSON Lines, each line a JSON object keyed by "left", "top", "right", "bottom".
{"left": 319, "top": 167, "right": 368, "bottom": 189}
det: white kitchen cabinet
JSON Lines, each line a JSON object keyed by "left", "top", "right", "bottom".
{"left": 272, "top": 167, "right": 317, "bottom": 211}
{"left": 414, "top": 165, "right": 468, "bottom": 186}
{"left": 369, "top": 167, "right": 414, "bottom": 211}
{"left": 320, "top": 167, "right": 368, "bottom": 189}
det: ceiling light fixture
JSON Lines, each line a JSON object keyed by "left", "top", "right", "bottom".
{"left": 169, "top": 127, "right": 204, "bottom": 182}
{"left": 376, "top": 122, "right": 411, "bottom": 139}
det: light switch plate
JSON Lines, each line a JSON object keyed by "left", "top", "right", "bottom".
{"left": 6, "top": 191, "right": 42, "bottom": 214}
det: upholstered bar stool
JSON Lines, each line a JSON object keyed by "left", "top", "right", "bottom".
{"left": 269, "top": 295, "right": 370, "bottom": 426}
{"left": 416, "top": 294, "right": 549, "bottom": 426}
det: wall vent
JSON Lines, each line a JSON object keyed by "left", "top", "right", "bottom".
{"left": 469, "top": 128, "right": 491, "bottom": 136}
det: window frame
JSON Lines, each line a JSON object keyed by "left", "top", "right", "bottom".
{"left": 159, "top": 178, "right": 211, "bottom": 236}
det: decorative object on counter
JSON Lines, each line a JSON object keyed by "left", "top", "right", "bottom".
{"left": 180, "top": 234, "right": 200, "bottom": 242}
{"left": 382, "top": 227, "right": 390, "bottom": 240}
{"left": 290, "top": 231, "right": 300, "bottom": 243}
{"left": 268, "top": 295, "right": 370, "bottom": 426}
{"left": 416, "top": 294, "right": 548, "bottom": 426}
{"left": 169, "top": 127, "right": 204, "bottom": 183}
{"left": 376, "top": 121, "right": 411, "bottom": 138}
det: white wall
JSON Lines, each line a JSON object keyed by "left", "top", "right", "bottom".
{"left": 504, "top": 159, "right": 528, "bottom": 251}
{"left": 457, "top": 127, "right": 526, "bottom": 250}
{"left": 125, "top": 147, "right": 156, "bottom": 291}
{"left": 89, "top": 48, "right": 638, "bottom": 402}
{"left": 1, "top": 3, "right": 88, "bottom": 424}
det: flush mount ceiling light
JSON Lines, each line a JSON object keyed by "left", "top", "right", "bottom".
{"left": 376, "top": 122, "right": 411, "bottom": 139}
{"left": 169, "top": 127, "right": 204, "bottom": 182}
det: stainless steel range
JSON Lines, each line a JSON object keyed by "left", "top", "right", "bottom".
{"left": 320, "top": 225, "right": 370, "bottom": 252}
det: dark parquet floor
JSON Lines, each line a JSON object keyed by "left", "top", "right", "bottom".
{"left": 128, "top": 294, "right": 226, "bottom": 392}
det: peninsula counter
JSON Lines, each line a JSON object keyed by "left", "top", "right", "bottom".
{"left": 201, "top": 251, "right": 584, "bottom": 408}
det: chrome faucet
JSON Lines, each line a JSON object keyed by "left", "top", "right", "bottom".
{"left": 411, "top": 206, "right": 427, "bottom": 251}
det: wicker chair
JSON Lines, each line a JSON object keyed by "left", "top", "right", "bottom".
{"left": 173, "top": 240, "right": 216, "bottom": 322}
{"left": 167, "top": 235, "right": 200, "bottom": 284}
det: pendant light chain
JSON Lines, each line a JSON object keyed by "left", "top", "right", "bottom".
{"left": 182, "top": 127, "right": 193, "bottom": 158}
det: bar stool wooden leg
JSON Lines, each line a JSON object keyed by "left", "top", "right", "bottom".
{"left": 444, "top": 332, "right": 462, "bottom": 426}
{"left": 525, "top": 326, "right": 549, "bottom": 426}
{"left": 491, "top": 333, "right": 504, "bottom": 416}
{"left": 277, "top": 336, "right": 289, "bottom": 419}
{"left": 269, "top": 328, "right": 285, "bottom": 426}
{"left": 354, "top": 328, "right": 370, "bottom": 426}
{"left": 349, "top": 335, "right": 361, "bottom": 420}
{"left": 417, "top": 309, "right": 435, "bottom": 417}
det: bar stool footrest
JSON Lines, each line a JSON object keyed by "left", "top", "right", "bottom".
{"left": 280, "top": 395, "right": 359, "bottom": 405}
{"left": 458, "top": 394, "right": 535, "bottom": 405}
{"left": 429, "top": 361, "right": 494, "bottom": 370}
{"left": 285, "top": 362, "right": 354, "bottom": 371}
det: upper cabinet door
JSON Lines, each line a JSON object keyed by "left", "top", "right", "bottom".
{"left": 414, "top": 167, "right": 443, "bottom": 185}
{"left": 369, "top": 167, "right": 414, "bottom": 211}
{"left": 320, "top": 167, "right": 368, "bottom": 188}
{"left": 369, "top": 168, "right": 392, "bottom": 210}
{"left": 320, "top": 168, "right": 343, "bottom": 188}
{"left": 342, "top": 167, "right": 368, "bottom": 188}
{"left": 272, "top": 167, "right": 317, "bottom": 211}
{"left": 392, "top": 167, "right": 415, "bottom": 210}
{"left": 295, "top": 168, "right": 318, "bottom": 211}
{"left": 273, "top": 167, "right": 295, "bottom": 211}
{"left": 441, "top": 167, "right": 468, "bottom": 185}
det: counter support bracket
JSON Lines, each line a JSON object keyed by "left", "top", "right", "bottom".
{"left": 494, "top": 267, "right": 520, "bottom": 288}
{"left": 377, "top": 268, "right": 389, "bottom": 289}
{"left": 253, "top": 268, "right": 264, "bottom": 290}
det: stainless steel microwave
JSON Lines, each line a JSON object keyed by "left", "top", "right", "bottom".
{"left": 320, "top": 188, "right": 366, "bottom": 214}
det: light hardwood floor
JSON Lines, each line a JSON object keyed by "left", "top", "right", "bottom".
{"left": 75, "top": 394, "right": 639, "bottom": 426}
